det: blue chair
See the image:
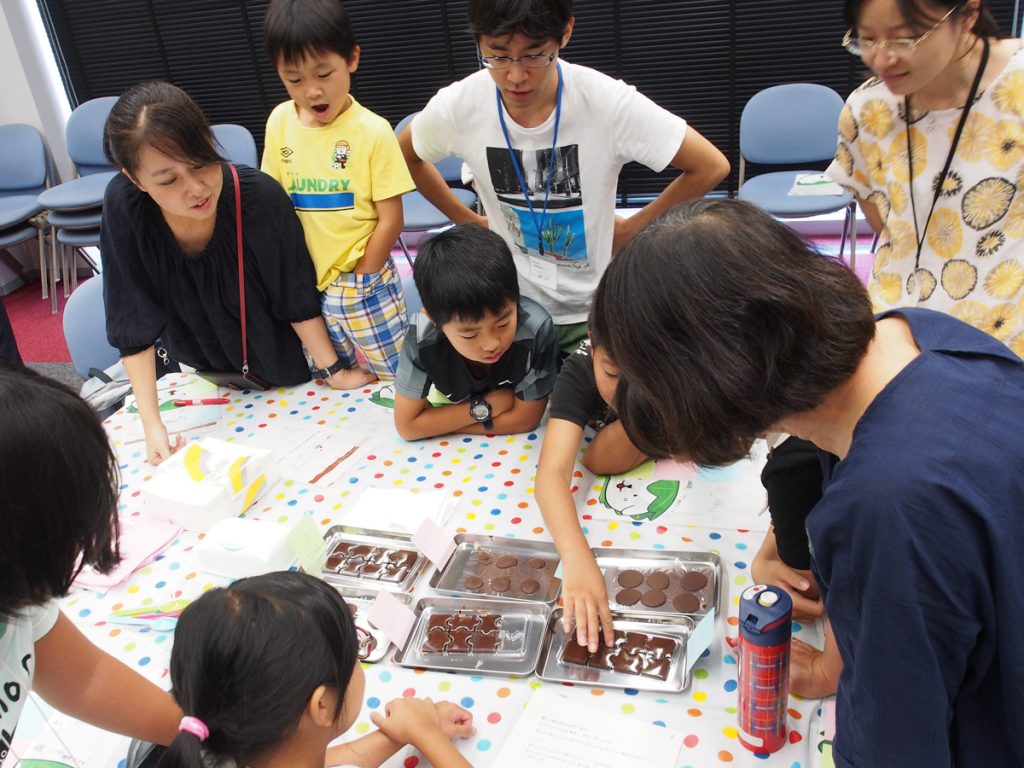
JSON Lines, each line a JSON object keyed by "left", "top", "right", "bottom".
{"left": 401, "top": 273, "right": 422, "bottom": 319}
{"left": 212, "top": 123, "right": 258, "bottom": 168}
{"left": 62, "top": 274, "right": 119, "bottom": 379}
{"left": 394, "top": 112, "right": 477, "bottom": 266}
{"left": 38, "top": 96, "right": 119, "bottom": 293}
{"left": 738, "top": 84, "right": 857, "bottom": 269}
{"left": 0, "top": 124, "right": 55, "bottom": 308}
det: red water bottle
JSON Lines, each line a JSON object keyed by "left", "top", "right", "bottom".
{"left": 737, "top": 584, "right": 792, "bottom": 754}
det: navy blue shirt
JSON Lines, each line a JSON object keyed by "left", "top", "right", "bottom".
{"left": 810, "top": 308, "right": 1024, "bottom": 767}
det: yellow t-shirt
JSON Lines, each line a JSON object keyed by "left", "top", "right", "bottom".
{"left": 262, "top": 98, "right": 414, "bottom": 290}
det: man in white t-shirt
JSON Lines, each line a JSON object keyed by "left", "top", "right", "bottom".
{"left": 398, "top": 0, "right": 730, "bottom": 354}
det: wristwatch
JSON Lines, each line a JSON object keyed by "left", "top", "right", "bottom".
{"left": 469, "top": 395, "right": 493, "bottom": 430}
{"left": 311, "top": 358, "right": 348, "bottom": 381}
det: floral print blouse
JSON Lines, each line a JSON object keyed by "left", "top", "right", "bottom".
{"left": 827, "top": 42, "right": 1024, "bottom": 354}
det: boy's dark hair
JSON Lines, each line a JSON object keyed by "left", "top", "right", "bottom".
{"left": 843, "top": 0, "right": 1003, "bottom": 39}
{"left": 0, "top": 363, "right": 120, "bottom": 619}
{"left": 414, "top": 224, "right": 520, "bottom": 328}
{"left": 468, "top": 0, "right": 573, "bottom": 41}
{"left": 159, "top": 571, "right": 359, "bottom": 768}
{"left": 104, "top": 81, "right": 223, "bottom": 180}
{"left": 591, "top": 199, "right": 875, "bottom": 467}
{"left": 264, "top": 0, "right": 358, "bottom": 68}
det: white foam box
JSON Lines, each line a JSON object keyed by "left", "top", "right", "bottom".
{"left": 196, "top": 517, "right": 297, "bottom": 578}
{"left": 142, "top": 437, "right": 277, "bottom": 532}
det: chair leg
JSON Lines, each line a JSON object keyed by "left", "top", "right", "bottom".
{"left": 70, "top": 247, "right": 79, "bottom": 292}
{"left": 398, "top": 235, "right": 414, "bottom": 270}
{"left": 838, "top": 207, "right": 851, "bottom": 260}
{"left": 38, "top": 226, "right": 48, "bottom": 301}
{"left": 49, "top": 228, "right": 58, "bottom": 313}
{"left": 849, "top": 202, "right": 857, "bottom": 273}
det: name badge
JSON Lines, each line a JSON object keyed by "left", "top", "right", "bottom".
{"left": 529, "top": 256, "right": 558, "bottom": 290}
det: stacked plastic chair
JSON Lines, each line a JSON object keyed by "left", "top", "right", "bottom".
{"left": 212, "top": 123, "right": 258, "bottom": 168}
{"left": 737, "top": 83, "right": 857, "bottom": 269}
{"left": 37, "top": 96, "right": 119, "bottom": 290}
{"left": 393, "top": 112, "right": 477, "bottom": 267}
{"left": 0, "top": 124, "right": 55, "bottom": 309}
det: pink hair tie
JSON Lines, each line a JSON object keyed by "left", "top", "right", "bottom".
{"left": 178, "top": 716, "right": 210, "bottom": 742}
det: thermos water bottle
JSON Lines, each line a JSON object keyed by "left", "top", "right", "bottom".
{"left": 737, "top": 584, "right": 793, "bottom": 754}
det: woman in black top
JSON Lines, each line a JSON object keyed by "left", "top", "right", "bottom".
{"left": 101, "top": 81, "right": 372, "bottom": 465}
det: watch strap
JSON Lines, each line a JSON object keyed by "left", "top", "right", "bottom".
{"left": 312, "top": 358, "right": 348, "bottom": 380}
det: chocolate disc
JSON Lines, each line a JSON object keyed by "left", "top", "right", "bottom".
{"left": 672, "top": 593, "right": 700, "bottom": 613}
{"left": 641, "top": 589, "right": 667, "bottom": 608}
{"left": 520, "top": 579, "right": 541, "bottom": 595}
{"left": 476, "top": 551, "right": 493, "bottom": 565}
{"left": 527, "top": 557, "right": 547, "bottom": 570}
{"left": 490, "top": 576, "right": 512, "bottom": 593}
{"left": 617, "top": 569, "right": 644, "bottom": 589}
{"left": 680, "top": 571, "right": 709, "bottom": 591}
{"left": 645, "top": 571, "right": 670, "bottom": 590}
{"left": 495, "top": 555, "right": 519, "bottom": 569}
{"left": 615, "top": 587, "right": 642, "bottom": 606}
{"left": 463, "top": 575, "right": 485, "bottom": 590}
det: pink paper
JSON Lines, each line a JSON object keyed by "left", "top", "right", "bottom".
{"left": 824, "top": 699, "right": 836, "bottom": 740}
{"left": 74, "top": 517, "right": 180, "bottom": 591}
{"left": 366, "top": 590, "right": 417, "bottom": 650}
{"left": 411, "top": 517, "right": 456, "bottom": 570}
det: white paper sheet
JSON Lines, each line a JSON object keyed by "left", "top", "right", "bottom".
{"left": 492, "top": 689, "right": 682, "bottom": 768}
{"left": 337, "top": 487, "right": 455, "bottom": 535}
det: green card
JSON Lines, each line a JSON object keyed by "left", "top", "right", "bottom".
{"left": 288, "top": 516, "right": 327, "bottom": 574}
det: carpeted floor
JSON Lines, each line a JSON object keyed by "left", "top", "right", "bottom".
{"left": 2, "top": 279, "right": 73, "bottom": 363}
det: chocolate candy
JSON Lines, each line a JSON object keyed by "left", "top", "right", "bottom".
{"left": 476, "top": 551, "right": 493, "bottom": 565}
{"left": 324, "top": 539, "right": 419, "bottom": 584}
{"left": 463, "top": 575, "right": 485, "bottom": 590}
{"left": 617, "top": 569, "right": 644, "bottom": 588}
{"left": 560, "top": 628, "right": 677, "bottom": 681}
{"left": 520, "top": 579, "right": 541, "bottom": 595}
{"left": 495, "top": 555, "right": 519, "bottom": 569}
{"left": 528, "top": 557, "right": 548, "bottom": 570}
{"left": 490, "top": 576, "right": 512, "bottom": 593}
{"left": 680, "top": 570, "right": 709, "bottom": 591}
{"left": 645, "top": 571, "right": 670, "bottom": 590}
{"left": 419, "top": 612, "right": 503, "bottom": 655}
{"left": 641, "top": 589, "right": 667, "bottom": 608}
{"left": 672, "top": 593, "right": 700, "bottom": 613}
{"left": 615, "top": 588, "right": 642, "bottom": 606}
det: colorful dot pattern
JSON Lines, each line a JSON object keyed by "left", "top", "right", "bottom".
{"left": 72, "top": 377, "right": 830, "bottom": 766}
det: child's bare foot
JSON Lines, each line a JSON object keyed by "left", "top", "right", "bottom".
{"left": 326, "top": 367, "right": 377, "bottom": 390}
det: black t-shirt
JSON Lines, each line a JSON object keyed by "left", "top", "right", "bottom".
{"left": 547, "top": 340, "right": 614, "bottom": 428}
{"left": 101, "top": 164, "right": 321, "bottom": 386}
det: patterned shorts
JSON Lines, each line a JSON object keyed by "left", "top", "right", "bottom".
{"left": 321, "top": 257, "right": 408, "bottom": 379}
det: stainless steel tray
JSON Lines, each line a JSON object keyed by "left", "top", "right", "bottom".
{"left": 320, "top": 525, "right": 426, "bottom": 593}
{"left": 591, "top": 547, "right": 720, "bottom": 619}
{"left": 392, "top": 596, "right": 550, "bottom": 676}
{"left": 428, "top": 534, "right": 562, "bottom": 604}
{"left": 332, "top": 585, "right": 412, "bottom": 664}
{"left": 536, "top": 608, "right": 693, "bottom": 692}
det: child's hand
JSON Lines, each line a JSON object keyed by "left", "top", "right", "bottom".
{"left": 560, "top": 550, "right": 615, "bottom": 652}
{"left": 370, "top": 697, "right": 451, "bottom": 747}
{"left": 752, "top": 528, "right": 823, "bottom": 622}
{"left": 434, "top": 700, "right": 476, "bottom": 739}
{"left": 789, "top": 637, "right": 840, "bottom": 698}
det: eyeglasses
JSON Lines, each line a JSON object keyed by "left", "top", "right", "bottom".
{"left": 842, "top": 5, "right": 959, "bottom": 58}
{"left": 479, "top": 50, "right": 557, "bottom": 70}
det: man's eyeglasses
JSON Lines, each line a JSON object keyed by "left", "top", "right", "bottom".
{"left": 479, "top": 50, "right": 557, "bottom": 70}
{"left": 842, "top": 4, "right": 959, "bottom": 58}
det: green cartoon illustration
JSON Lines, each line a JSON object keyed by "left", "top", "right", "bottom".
{"left": 369, "top": 383, "right": 451, "bottom": 410}
{"left": 598, "top": 476, "right": 680, "bottom": 521}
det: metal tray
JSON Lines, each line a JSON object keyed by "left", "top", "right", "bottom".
{"left": 429, "top": 534, "right": 562, "bottom": 604}
{"left": 332, "top": 585, "right": 412, "bottom": 664}
{"left": 392, "top": 596, "right": 550, "bottom": 676}
{"left": 592, "top": 547, "right": 720, "bottom": 619}
{"left": 320, "top": 525, "right": 427, "bottom": 593}
{"left": 536, "top": 608, "right": 693, "bottom": 692}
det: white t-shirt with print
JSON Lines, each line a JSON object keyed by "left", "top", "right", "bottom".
{"left": 412, "top": 60, "right": 687, "bottom": 324}
{"left": 0, "top": 602, "right": 59, "bottom": 762}
{"left": 827, "top": 42, "right": 1024, "bottom": 354}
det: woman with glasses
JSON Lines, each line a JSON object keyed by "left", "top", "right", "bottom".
{"left": 751, "top": 0, "right": 1021, "bottom": 697}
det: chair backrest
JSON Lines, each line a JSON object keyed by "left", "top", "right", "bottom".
{"left": 739, "top": 84, "right": 845, "bottom": 165}
{"left": 212, "top": 123, "right": 258, "bottom": 168}
{"left": 66, "top": 96, "right": 119, "bottom": 176}
{"left": 63, "top": 275, "right": 120, "bottom": 379}
{"left": 0, "top": 123, "right": 48, "bottom": 195}
{"left": 394, "top": 111, "right": 463, "bottom": 183}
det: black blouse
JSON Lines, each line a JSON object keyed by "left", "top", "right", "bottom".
{"left": 101, "top": 164, "right": 321, "bottom": 386}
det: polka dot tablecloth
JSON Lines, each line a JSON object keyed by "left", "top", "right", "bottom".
{"left": 56, "top": 376, "right": 831, "bottom": 767}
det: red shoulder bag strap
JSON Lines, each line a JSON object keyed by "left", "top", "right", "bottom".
{"left": 228, "top": 163, "right": 250, "bottom": 376}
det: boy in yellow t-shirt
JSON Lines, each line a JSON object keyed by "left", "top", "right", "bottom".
{"left": 262, "top": 0, "right": 414, "bottom": 386}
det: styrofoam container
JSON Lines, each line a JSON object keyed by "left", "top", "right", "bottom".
{"left": 196, "top": 517, "right": 297, "bottom": 579}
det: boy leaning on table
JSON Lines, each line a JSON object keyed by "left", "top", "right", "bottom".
{"left": 393, "top": 224, "right": 560, "bottom": 441}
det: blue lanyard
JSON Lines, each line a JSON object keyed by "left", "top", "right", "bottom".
{"left": 495, "top": 62, "right": 563, "bottom": 256}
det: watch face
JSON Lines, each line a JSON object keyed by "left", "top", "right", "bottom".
{"left": 470, "top": 400, "right": 490, "bottom": 421}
